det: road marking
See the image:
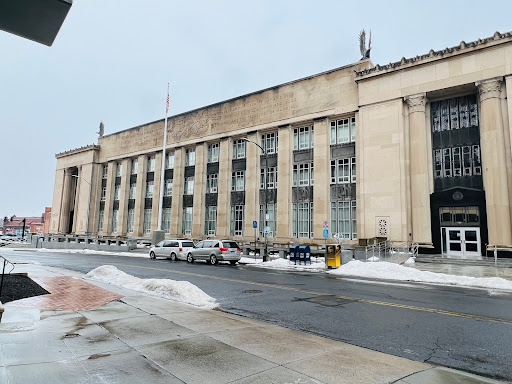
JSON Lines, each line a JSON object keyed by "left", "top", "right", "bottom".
{"left": 105, "top": 261, "right": 512, "bottom": 325}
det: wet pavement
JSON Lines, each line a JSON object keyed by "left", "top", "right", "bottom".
{"left": 0, "top": 263, "right": 505, "bottom": 383}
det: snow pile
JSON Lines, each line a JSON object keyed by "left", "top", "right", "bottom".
{"left": 86, "top": 265, "right": 217, "bottom": 309}
{"left": 252, "top": 258, "right": 326, "bottom": 272}
{"left": 367, "top": 256, "right": 379, "bottom": 262}
{"left": 329, "top": 260, "right": 512, "bottom": 290}
{"left": 404, "top": 257, "right": 415, "bottom": 264}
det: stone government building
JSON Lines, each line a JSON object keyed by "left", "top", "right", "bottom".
{"left": 50, "top": 31, "right": 512, "bottom": 257}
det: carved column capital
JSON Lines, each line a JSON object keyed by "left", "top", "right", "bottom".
{"left": 476, "top": 77, "right": 503, "bottom": 101}
{"left": 404, "top": 93, "right": 427, "bottom": 113}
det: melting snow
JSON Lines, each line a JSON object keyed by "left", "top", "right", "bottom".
{"left": 86, "top": 265, "right": 217, "bottom": 309}
{"left": 328, "top": 260, "right": 512, "bottom": 291}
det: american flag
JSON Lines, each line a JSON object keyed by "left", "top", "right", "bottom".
{"left": 166, "top": 89, "right": 170, "bottom": 114}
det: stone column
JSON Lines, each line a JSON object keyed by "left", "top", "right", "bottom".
{"left": 71, "top": 167, "right": 81, "bottom": 234}
{"left": 117, "top": 159, "right": 130, "bottom": 235}
{"left": 192, "top": 143, "right": 207, "bottom": 237}
{"left": 313, "top": 118, "right": 330, "bottom": 240}
{"left": 58, "top": 169, "right": 72, "bottom": 233}
{"left": 276, "top": 126, "right": 292, "bottom": 242}
{"left": 103, "top": 162, "right": 116, "bottom": 235}
{"left": 170, "top": 148, "right": 184, "bottom": 236}
{"left": 133, "top": 155, "right": 147, "bottom": 237}
{"left": 244, "top": 132, "right": 260, "bottom": 239}
{"left": 151, "top": 152, "right": 163, "bottom": 232}
{"left": 476, "top": 77, "right": 512, "bottom": 247}
{"left": 404, "top": 93, "right": 432, "bottom": 245}
{"left": 216, "top": 138, "right": 232, "bottom": 237}
{"left": 50, "top": 168, "right": 65, "bottom": 233}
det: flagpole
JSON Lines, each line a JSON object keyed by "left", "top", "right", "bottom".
{"left": 157, "top": 83, "right": 169, "bottom": 231}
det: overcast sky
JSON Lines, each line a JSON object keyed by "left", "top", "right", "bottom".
{"left": 1, "top": 0, "right": 511, "bottom": 218}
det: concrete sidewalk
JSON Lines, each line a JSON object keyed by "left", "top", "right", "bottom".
{"left": 0, "top": 264, "right": 504, "bottom": 384}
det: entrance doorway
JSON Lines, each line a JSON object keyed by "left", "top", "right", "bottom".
{"left": 442, "top": 227, "right": 480, "bottom": 257}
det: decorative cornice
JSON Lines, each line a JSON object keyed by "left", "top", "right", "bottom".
{"left": 476, "top": 77, "right": 503, "bottom": 101}
{"left": 55, "top": 144, "right": 100, "bottom": 158}
{"left": 355, "top": 31, "right": 512, "bottom": 79}
{"left": 404, "top": 93, "right": 426, "bottom": 113}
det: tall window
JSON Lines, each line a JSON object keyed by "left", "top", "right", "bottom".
{"left": 131, "top": 159, "right": 138, "bottom": 174}
{"left": 330, "top": 158, "right": 355, "bottom": 184}
{"left": 113, "top": 185, "right": 120, "bottom": 201}
{"left": 184, "top": 177, "right": 194, "bottom": 195}
{"left": 260, "top": 167, "right": 277, "bottom": 189}
{"left": 232, "top": 139, "right": 246, "bottom": 159}
{"left": 230, "top": 205, "right": 244, "bottom": 236}
{"left": 330, "top": 117, "right": 356, "bottom": 144}
{"left": 208, "top": 143, "right": 219, "bottom": 163}
{"left": 433, "top": 145, "right": 481, "bottom": 179}
{"left": 147, "top": 155, "right": 156, "bottom": 172}
{"left": 293, "top": 163, "right": 314, "bottom": 186}
{"left": 331, "top": 200, "right": 357, "bottom": 240}
{"left": 293, "top": 126, "right": 314, "bottom": 150}
{"left": 205, "top": 206, "right": 217, "bottom": 236}
{"left": 129, "top": 183, "right": 136, "bottom": 199}
{"left": 100, "top": 187, "right": 106, "bottom": 202}
{"left": 182, "top": 207, "right": 192, "bottom": 235}
{"left": 431, "top": 95, "right": 478, "bottom": 132}
{"left": 102, "top": 165, "right": 108, "bottom": 179}
{"left": 165, "top": 152, "right": 174, "bottom": 169}
{"left": 143, "top": 209, "right": 152, "bottom": 234}
{"left": 292, "top": 202, "right": 313, "bottom": 238}
{"left": 259, "top": 203, "right": 276, "bottom": 237}
{"left": 98, "top": 209, "right": 104, "bottom": 232}
{"left": 207, "top": 173, "right": 218, "bottom": 193}
{"left": 116, "top": 162, "right": 122, "bottom": 177}
{"left": 185, "top": 148, "right": 195, "bottom": 166}
{"left": 162, "top": 208, "right": 171, "bottom": 233}
{"left": 261, "top": 132, "right": 278, "bottom": 154}
{"left": 145, "top": 181, "right": 154, "bottom": 198}
{"left": 231, "top": 171, "right": 245, "bottom": 191}
{"left": 164, "top": 179, "right": 173, "bottom": 197}
{"left": 112, "top": 209, "right": 119, "bottom": 233}
{"left": 127, "top": 209, "right": 135, "bottom": 233}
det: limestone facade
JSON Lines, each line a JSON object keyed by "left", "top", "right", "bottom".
{"left": 50, "top": 31, "right": 512, "bottom": 256}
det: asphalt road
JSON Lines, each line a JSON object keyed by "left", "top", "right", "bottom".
{"left": 3, "top": 249, "right": 512, "bottom": 382}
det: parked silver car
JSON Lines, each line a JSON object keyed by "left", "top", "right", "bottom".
{"left": 149, "top": 239, "right": 195, "bottom": 261}
{"left": 187, "top": 239, "right": 241, "bottom": 265}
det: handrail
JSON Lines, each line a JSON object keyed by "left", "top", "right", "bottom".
{"left": 365, "top": 241, "right": 419, "bottom": 261}
{"left": 0, "top": 254, "right": 15, "bottom": 298}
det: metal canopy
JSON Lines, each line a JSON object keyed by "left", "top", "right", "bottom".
{"left": 0, "top": 0, "right": 72, "bottom": 46}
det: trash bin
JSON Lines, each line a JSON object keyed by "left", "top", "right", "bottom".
{"left": 325, "top": 244, "right": 341, "bottom": 269}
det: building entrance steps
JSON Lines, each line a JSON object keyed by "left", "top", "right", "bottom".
{"left": 0, "top": 263, "right": 504, "bottom": 384}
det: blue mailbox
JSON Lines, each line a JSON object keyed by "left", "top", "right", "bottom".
{"left": 289, "top": 245, "right": 300, "bottom": 264}
{"left": 297, "top": 245, "right": 311, "bottom": 265}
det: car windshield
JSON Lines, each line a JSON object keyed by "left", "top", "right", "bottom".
{"left": 222, "top": 241, "right": 238, "bottom": 248}
{"left": 181, "top": 241, "right": 194, "bottom": 248}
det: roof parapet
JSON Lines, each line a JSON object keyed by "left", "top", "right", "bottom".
{"left": 355, "top": 31, "right": 512, "bottom": 79}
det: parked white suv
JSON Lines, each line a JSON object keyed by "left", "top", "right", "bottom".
{"left": 149, "top": 239, "right": 195, "bottom": 261}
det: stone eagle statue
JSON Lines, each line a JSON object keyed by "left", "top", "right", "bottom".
{"left": 97, "top": 121, "right": 105, "bottom": 138}
{"left": 359, "top": 29, "right": 371, "bottom": 60}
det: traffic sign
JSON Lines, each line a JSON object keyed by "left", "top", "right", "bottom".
{"left": 323, "top": 228, "right": 329, "bottom": 238}
{"left": 322, "top": 220, "right": 328, "bottom": 229}
{"left": 253, "top": 220, "right": 257, "bottom": 228}
{"left": 264, "top": 226, "right": 270, "bottom": 234}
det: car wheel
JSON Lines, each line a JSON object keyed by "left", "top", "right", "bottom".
{"left": 187, "top": 253, "right": 194, "bottom": 263}
{"left": 149, "top": 251, "right": 156, "bottom": 259}
{"left": 210, "top": 255, "right": 218, "bottom": 265}
{"left": 170, "top": 253, "right": 177, "bottom": 261}
{"left": 230, "top": 261, "right": 237, "bottom": 265}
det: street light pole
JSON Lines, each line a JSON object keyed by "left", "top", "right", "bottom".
{"left": 242, "top": 138, "right": 269, "bottom": 262}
